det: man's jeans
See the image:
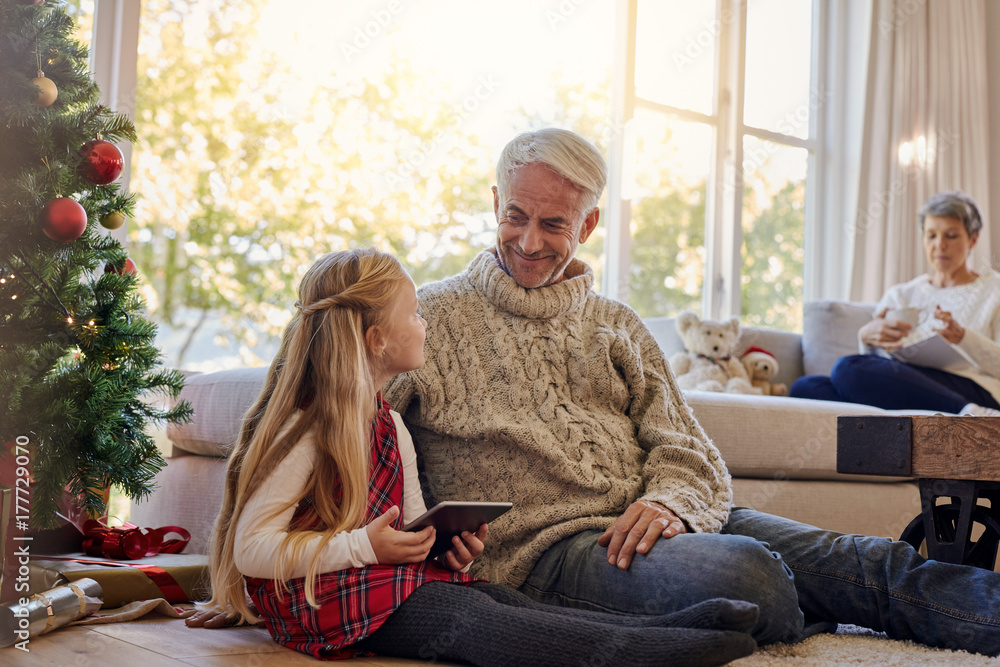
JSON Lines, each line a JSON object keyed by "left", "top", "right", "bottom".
{"left": 518, "top": 508, "right": 1000, "bottom": 654}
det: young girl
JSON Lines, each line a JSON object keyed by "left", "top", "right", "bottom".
{"left": 193, "top": 248, "right": 759, "bottom": 666}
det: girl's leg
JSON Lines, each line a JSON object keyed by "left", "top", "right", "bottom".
{"left": 356, "top": 582, "right": 757, "bottom": 667}
{"left": 829, "top": 354, "right": 996, "bottom": 412}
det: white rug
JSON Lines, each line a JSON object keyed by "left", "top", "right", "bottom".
{"left": 734, "top": 625, "right": 1000, "bottom": 665}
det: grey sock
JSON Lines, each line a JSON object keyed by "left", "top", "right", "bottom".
{"left": 358, "top": 582, "right": 757, "bottom": 667}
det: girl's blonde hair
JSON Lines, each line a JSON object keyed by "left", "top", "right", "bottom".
{"left": 205, "top": 248, "right": 409, "bottom": 622}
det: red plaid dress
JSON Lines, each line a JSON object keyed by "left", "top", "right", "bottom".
{"left": 245, "top": 396, "right": 475, "bottom": 660}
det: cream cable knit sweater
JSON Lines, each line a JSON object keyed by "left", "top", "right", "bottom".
{"left": 384, "top": 249, "right": 732, "bottom": 587}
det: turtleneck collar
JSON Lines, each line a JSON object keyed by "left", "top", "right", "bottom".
{"left": 467, "top": 248, "right": 594, "bottom": 319}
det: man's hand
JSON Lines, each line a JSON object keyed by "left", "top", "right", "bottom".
{"left": 597, "top": 500, "right": 687, "bottom": 570}
{"left": 439, "top": 523, "right": 488, "bottom": 571}
{"left": 367, "top": 505, "right": 436, "bottom": 564}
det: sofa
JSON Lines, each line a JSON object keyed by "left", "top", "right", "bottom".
{"left": 132, "top": 300, "right": 929, "bottom": 555}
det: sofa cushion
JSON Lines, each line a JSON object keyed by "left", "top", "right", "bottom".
{"left": 801, "top": 300, "right": 877, "bottom": 377}
{"left": 683, "top": 391, "right": 929, "bottom": 481}
{"left": 645, "top": 317, "right": 803, "bottom": 387}
{"left": 168, "top": 367, "right": 269, "bottom": 457}
{"left": 732, "top": 478, "right": 920, "bottom": 539}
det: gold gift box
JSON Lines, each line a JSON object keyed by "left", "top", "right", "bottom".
{"left": 30, "top": 553, "right": 210, "bottom": 608}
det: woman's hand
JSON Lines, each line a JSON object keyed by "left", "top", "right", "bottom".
{"left": 366, "top": 505, "right": 436, "bottom": 564}
{"left": 439, "top": 523, "right": 488, "bottom": 571}
{"left": 934, "top": 305, "right": 966, "bottom": 344}
{"left": 859, "top": 307, "right": 912, "bottom": 351}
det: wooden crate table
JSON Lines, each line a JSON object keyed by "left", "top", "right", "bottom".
{"left": 837, "top": 415, "right": 1000, "bottom": 570}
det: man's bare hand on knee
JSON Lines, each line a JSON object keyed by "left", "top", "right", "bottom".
{"left": 597, "top": 500, "right": 687, "bottom": 570}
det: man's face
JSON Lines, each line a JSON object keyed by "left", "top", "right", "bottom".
{"left": 492, "top": 162, "right": 599, "bottom": 288}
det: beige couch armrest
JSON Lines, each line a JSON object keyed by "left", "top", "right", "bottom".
{"left": 167, "top": 367, "right": 268, "bottom": 457}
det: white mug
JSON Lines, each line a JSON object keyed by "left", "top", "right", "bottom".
{"left": 884, "top": 307, "right": 921, "bottom": 327}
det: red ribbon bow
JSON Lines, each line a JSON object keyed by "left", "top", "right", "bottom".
{"left": 81, "top": 519, "right": 190, "bottom": 560}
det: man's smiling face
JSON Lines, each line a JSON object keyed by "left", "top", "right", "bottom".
{"left": 492, "top": 162, "right": 599, "bottom": 289}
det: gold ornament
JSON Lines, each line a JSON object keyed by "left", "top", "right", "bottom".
{"left": 99, "top": 211, "right": 126, "bottom": 230}
{"left": 31, "top": 72, "right": 57, "bottom": 107}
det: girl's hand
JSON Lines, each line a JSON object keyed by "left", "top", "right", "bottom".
{"left": 366, "top": 506, "right": 436, "bottom": 564}
{"left": 439, "top": 523, "right": 488, "bottom": 571}
{"left": 859, "top": 307, "right": 911, "bottom": 351}
{"left": 934, "top": 305, "right": 966, "bottom": 344}
{"left": 185, "top": 601, "right": 260, "bottom": 628}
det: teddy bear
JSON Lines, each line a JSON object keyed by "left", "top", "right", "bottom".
{"left": 668, "top": 310, "right": 761, "bottom": 394}
{"left": 740, "top": 346, "right": 788, "bottom": 396}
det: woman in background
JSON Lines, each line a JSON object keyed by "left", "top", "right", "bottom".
{"left": 791, "top": 191, "right": 1000, "bottom": 415}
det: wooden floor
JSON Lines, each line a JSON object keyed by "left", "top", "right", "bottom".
{"left": 2, "top": 605, "right": 461, "bottom": 666}
{"left": 8, "top": 610, "right": 985, "bottom": 666}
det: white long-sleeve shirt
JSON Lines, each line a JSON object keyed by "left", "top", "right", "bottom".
{"left": 233, "top": 410, "right": 428, "bottom": 579}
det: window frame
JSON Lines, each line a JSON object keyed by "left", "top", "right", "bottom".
{"left": 607, "top": 0, "right": 830, "bottom": 322}
{"left": 90, "top": 0, "right": 141, "bottom": 246}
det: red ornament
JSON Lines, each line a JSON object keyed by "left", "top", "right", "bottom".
{"left": 41, "top": 197, "right": 87, "bottom": 242}
{"left": 79, "top": 140, "right": 124, "bottom": 185}
{"left": 104, "top": 258, "right": 137, "bottom": 276}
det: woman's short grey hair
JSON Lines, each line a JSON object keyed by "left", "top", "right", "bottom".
{"left": 496, "top": 128, "right": 608, "bottom": 212}
{"left": 918, "top": 191, "right": 982, "bottom": 237}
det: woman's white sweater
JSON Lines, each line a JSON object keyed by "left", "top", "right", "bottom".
{"left": 873, "top": 270, "right": 1000, "bottom": 403}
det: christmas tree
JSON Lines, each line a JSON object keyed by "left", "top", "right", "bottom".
{"left": 0, "top": 0, "right": 191, "bottom": 528}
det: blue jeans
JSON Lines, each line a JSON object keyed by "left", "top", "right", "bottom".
{"left": 518, "top": 508, "right": 1000, "bottom": 654}
{"left": 789, "top": 354, "right": 1000, "bottom": 412}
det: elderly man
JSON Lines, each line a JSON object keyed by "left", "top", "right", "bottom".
{"left": 384, "top": 127, "right": 1000, "bottom": 653}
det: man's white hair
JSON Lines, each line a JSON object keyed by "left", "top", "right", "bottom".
{"left": 496, "top": 128, "right": 608, "bottom": 211}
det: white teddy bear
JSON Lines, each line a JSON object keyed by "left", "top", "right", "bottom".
{"left": 669, "top": 310, "right": 761, "bottom": 394}
{"left": 740, "top": 347, "right": 788, "bottom": 396}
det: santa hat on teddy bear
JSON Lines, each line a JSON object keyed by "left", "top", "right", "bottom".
{"left": 740, "top": 346, "right": 786, "bottom": 395}
{"left": 743, "top": 346, "right": 776, "bottom": 360}
{"left": 741, "top": 346, "right": 778, "bottom": 372}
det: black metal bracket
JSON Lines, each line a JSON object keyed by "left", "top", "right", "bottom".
{"left": 899, "top": 479, "right": 1000, "bottom": 570}
{"left": 836, "top": 416, "right": 912, "bottom": 476}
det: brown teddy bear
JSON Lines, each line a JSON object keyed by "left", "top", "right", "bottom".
{"left": 740, "top": 347, "right": 788, "bottom": 396}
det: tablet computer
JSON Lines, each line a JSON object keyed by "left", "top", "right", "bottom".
{"left": 403, "top": 501, "right": 513, "bottom": 558}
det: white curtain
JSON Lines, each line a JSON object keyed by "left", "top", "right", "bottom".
{"left": 849, "top": 0, "right": 991, "bottom": 302}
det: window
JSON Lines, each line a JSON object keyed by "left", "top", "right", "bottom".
{"left": 122, "top": 0, "right": 615, "bottom": 371}
{"left": 65, "top": 1, "right": 94, "bottom": 50}
{"left": 611, "top": 0, "right": 822, "bottom": 330}
{"left": 91, "top": 0, "right": 863, "bottom": 367}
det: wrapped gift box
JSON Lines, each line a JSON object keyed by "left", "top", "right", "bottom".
{"left": 30, "top": 552, "right": 210, "bottom": 608}
{"left": 0, "top": 485, "right": 14, "bottom": 605}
